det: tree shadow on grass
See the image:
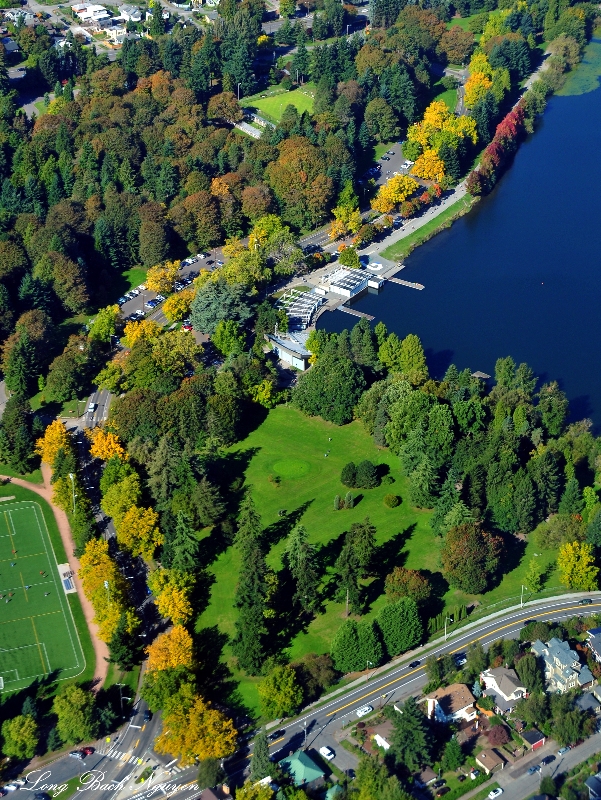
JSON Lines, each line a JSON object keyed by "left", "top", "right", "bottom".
{"left": 193, "top": 624, "right": 243, "bottom": 709}
{"left": 362, "top": 524, "right": 416, "bottom": 612}
{"left": 210, "top": 447, "right": 261, "bottom": 515}
{"left": 192, "top": 568, "right": 217, "bottom": 618}
{"left": 487, "top": 530, "right": 526, "bottom": 591}
{"left": 261, "top": 500, "right": 314, "bottom": 550}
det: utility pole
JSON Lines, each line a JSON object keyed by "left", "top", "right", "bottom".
{"left": 366, "top": 660, "right": 373, "bottom": 679}
{"left": 521, "top": 584, "right": 528, "bottom": 608}
{"left": 444, "top": 616, "right": 453, "bottom": 642}
{"left": 237, "top": 82, "right": 242, "bottom": 100}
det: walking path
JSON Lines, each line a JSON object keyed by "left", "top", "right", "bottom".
{"left": 0, "top": 463, "right": 109, "bottom": 687}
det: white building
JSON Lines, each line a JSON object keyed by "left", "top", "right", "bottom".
{"left": 71, "top": 3, "right": 111, "bottom": 21}
{"left": 532, "top": 637, "right": 594, "bottom": 694}
{"left": 267, "top": 331, "right": 311, "bottom": 371}
{"left": 117, "top": 3, "right": 142, "bottom": 20}
{"left": 425, "top": 683, "right": 477, "bottom": 724}
{"left": 323, "top": 267, "right": 368, "bottom": 299}
{"left": 480, "top": 667, "right": 527, "bottom": 714}
{"left": 145, "top": 7, "right": 170, "bottom": 20}
{"left": 4, "top": 9, "right": 35, "bottom": 23}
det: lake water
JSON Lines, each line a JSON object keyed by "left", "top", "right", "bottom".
{"left": 319, "top": 37, "right": 601, "bottom": 425}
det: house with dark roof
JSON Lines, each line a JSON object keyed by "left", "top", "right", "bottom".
{"left": 586, "top": 774, "right": 601, "bottom": 800}
{"left": 414, "top": 767, "right": 437, "bottom": 787}
{"left": 521, "top": 729, "right": 546, "bottom": 750}
{"left": 587, "top": 628, "right": 601, "bottom": 663}
{"left": 577, "top": 692, "right": 601, "bottom": 714}
{"left": 531, "top": 638, "right": 594, "bottom": 693}
{"left": 480, "top": 667, "right": 527, "bottom": 714}
{"left": 425, "top": 684, "right": 477, "bottom": 723}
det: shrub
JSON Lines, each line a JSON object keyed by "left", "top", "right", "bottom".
{"left": 382, "top": 475, "right": 395, "bottom": 485}
{"left": 487, "top": 724, "right": 510, "bottom": 746}
{"left": 334, "top": 494, "right": 341, "bottom": 510}
{"left": 356, "top": 460, "right": 379, "bottom": 489}
{"left": 384, "top": 494, "right": 400, "bottom": 508}
{"left": 345, "top": 492, "right": 354, "bottom": 509}
{"left": 341, "top": 462, "right": 357, "bottom": 487}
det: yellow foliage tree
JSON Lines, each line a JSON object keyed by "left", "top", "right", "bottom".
{"left": 469, "top": 51, "right": 494, "bottom": 78}
{"left": 162, "top": 289, "right": 196, "bottom": 323}
{"left": 332, "top": 205, "right": 363, "bottom": 234}
{"left": 87, "top": 428, "right": 127, "bottom": 462}
{"left": 236, "top": 786, "right": 274, "bottom": 800}
{"left": 557, "top": 541, "right": 599, "bottom": 591}
{"left": 146, "top": 625, "right": 195, "bottom": 672}
{"left": 210, "top": 176, "right": 230, "bottom": 197}
{"left": 151, "top": 329, "right": 203, "bottom": 374}
{"left": 101, "top": 474, "right": 142, "bottom": 529}
{"left": 328, "top": 218, "right": 347, "bottom": 241}
{"left": 249, "top": 379, "right": 276, "bottom": 408}
{"left": 146, "top": 261, "right": 180, "bottom": 294}
{"left": 155, "top": 584, "right": 193, "bottom": 625}
{"left": 116, "top": 504, "right": 163, "bottom": 560}
{"left": 464, "top": 72, "right": 494, "bottom": 108}
{"left": 35, "top": 420, "right": 71, "bottom": 465}
{"left": 154, "top": 684, "right": 238, "bottom": 765}
{"left": 412, "top": 150, "right": 446, "bottom": 182}
{"left": 79, "top": 538, "right": 132, "bottom": 641}
{"left": 371, "top": 174, "right": 419, "bottom": 213}
{"left": 122, "top": 319, "right": 162, "bottom": 348}
{"left": 222, "top": 238, "right": 246, "bottom": 258}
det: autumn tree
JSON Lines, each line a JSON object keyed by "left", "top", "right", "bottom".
{"left": 1, "top": 715, "right": 39, "bottom": 759}
{"left": 371, "top": 174, "right": 419, "bottom": 214}
{"left": 557, "top": 541, "right": 599, "bottom": 591}
{"left": 207, "top": 92, "right": 243, "bottom": 123}
{"left": 116, "top": 504, "right": 163, "bottom": 560}
{"left": 440, "top": 523, "right": 503, "bottom": 593}
{"left": 385, "top": 567, "right": 432, "bottom": 604}
{"left": 146, "top": 260, "right": 180, "bottom": 294}
{"left": 35, "top": 419, "right": 71, "bottom": 465}
{"left": 148, "top": 568, "right": 195, "bottom": 625}
{"left": 163, "top": 289, "right": 196, "bottom": 323}
{"left": 79, "top": 538, "right": 134, "bottom": 641}
{"left": 89, "top": 305, "right": 120, "bottom": 343}
{"left": 154, "top": 684, "right": 237, "bottom": 765}
{"left": 87, "top": 427, "right": 127, "bottom": 462}
{"left": 257, "top": 664, "right": 304, "bottom": 718}
{"left": 146, "top": 625, "right": 195, "bottom": 672}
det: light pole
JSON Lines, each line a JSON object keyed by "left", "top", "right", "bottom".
{"left": 303, "top": 720, "right": 307, "bottom": 748}
{"left": 366, "top": 659, "right": 373, "bottom": 679}
{"left": 521, "top": 584, "right": 528, "bottom": 608}
{"left": 68, "top": 472, "right": 77, "bottom": 514}
{"left": 444, "top": 616, "right": 454, "bottom": 641}
{"left": 116, "top": 682, "right": 125, "bottom": 713}
{"left": 237, "top": 82, "right": 242, "bottom": 100}
{"left": 346, "top": 23, "right": 350, "bottom": 35}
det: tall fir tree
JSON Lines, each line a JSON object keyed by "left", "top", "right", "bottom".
{"left": 170, "top": 511, "right": 200, "bottom": 571}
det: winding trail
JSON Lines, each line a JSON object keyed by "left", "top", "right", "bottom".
{"left": 1, "top": 463, "right": 109, "bottom": 687}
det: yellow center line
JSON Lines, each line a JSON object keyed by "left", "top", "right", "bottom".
{"left": 20, "top": 571, "right": 28, "bottom": 602}
{"left": 326, "top": 601, "right": 601, "bottom": 716}
{"left": 30, "top": 617, "right": 46, "bottom": 672}
{"left": 134, "top": 739, "right": 140, "bottom": 748}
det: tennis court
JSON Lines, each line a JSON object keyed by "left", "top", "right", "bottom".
{"left": 0, "top": 501, "right": 85, "bottom": 692}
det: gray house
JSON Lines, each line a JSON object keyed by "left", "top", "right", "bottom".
{"left": 531, "top": 638, "right": 594, "bottom": 693}
{"left": 267, "top": 332, "right": 311, "bottom": 371}
{"left": 586, "top": 774, "right": 601, "bottom": 800}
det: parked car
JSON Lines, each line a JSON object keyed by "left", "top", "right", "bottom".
{"left": 4, "top": 785, "right": 18, "bottom": 792}
{"left": 433, "top": 780, "right": 446, "bottom": 789}
{"left": 488, "top": 789, "right": 503, "bottom": 799}
{"left": 197, "top": 253, "right": 208, "bottom": 259}
{"left": 540, "top": 756, "right": 555, "bottom": 765}
{"left": 386, "top": 150, "right": 395, "bottom": 155}
{"left": 527, "top": 765, "right": 541, "bottom": 775}
{"left": 470, "top": 771, "right": 480, "bottom": 780}
{"left": 117, "top": 296, "right": 127, "bottom": 305}
{"left": 381, "top": 155, "right": 390, "bottom": 161}
{"left": 12, "top": 783, "right": 26, "bottom": 788}
{"left": 33, "top": 793, "right": 50, "bottom": 800}
{"left": 155, "top": 294, "right": 165, "bottom": 302}
{"left": 182, "top": 324, "right": 193, "bottom": 332}
{"left": 455, "top": 653, "right": 467, "bottom": 666}
{"left": 558, "top": 746, "right": 571, "bottom": 755}
{"left": 216, "top": 260, "right": 224, "bottom": 266}
{"left": 436, "top": 788, "right": 449, "bottom": 797}
{"left": 69, "top": 751, "right": 85, "bottom": 760}
{"left": 87, "top": 403, "right": 96, "bottom": 413}
{"left": 143, "top": 710, "right": 152, "bottom": 722}
{"left": 457, "top": 776, "right": 466, "bottom": 783}
{"left": 268, "top": 729, "right": 285, "bottom": 741}
{"left": 409, "top": 660, "right": 421, "bottom": 668}
{"left": 579, "top": 598, "right": 593, "bottom": 605}
{"left": 355, "top": 705, "right": 373, "bottom": 718}
{"left": 319, "top": 746, "right": 335, "bottom": 761}
{"left": 81, "top": 747, "right": 95, "bottom": 756}
{"left": 145, "top": 299, "right": 158, "bottom": 309}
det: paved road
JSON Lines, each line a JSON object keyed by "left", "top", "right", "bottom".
{"left": 223, "top": 595, "right": 601, "bottom": 784}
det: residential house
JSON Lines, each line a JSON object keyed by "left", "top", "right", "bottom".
{"left": 4, "top": 9, "right": 35, "bottom": 23}
{"left": 521, "top": 729, "right": 546, "bottom": 751}
{"left": 587, "top": 627, "right": 601, "bottom": 663}
{"left": 368, "top": 720, "right": 394, "bottom": 752}
{"left": 71, "top": 3, "right": 111, "bottom": 23}
{"left": 425, "top": 683, "right": 477, "bottom": 724}
{"left": 475, "top": 749, "right": 505, "bottom": 775}
{"left": 118, "top": 3, "right": 142, "bottom": 20}
{"left": 278, "top": 750, "right": 325, "bottom": 790}
{"left": 414, "top": 767, "right": 437, "bottom": 788}
{"left": 145, "top": 8, "right": 170, "bottom": 20}
{"left": 531, "top": 638, "right": 594, "bottom": 693}
{"left": 480, "top": 667, "right": 527, "bottom": 714}
{"left": 586, "top": 774, "right": 601, "bottom": 800}
{"left": 576, "top": 692, "right": 601, "bottom": 715}
{"left": 1, "top": 37, "right": 18, "bottom": 53}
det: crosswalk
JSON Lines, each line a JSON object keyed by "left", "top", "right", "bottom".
{"left": 97, "top": 747, "right": 186, "bottom": 773}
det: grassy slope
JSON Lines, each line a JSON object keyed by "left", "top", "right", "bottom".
{"left": 248, "top": 85, "right": 315, "bottom": 122}
{"left": 198, "top": 406, "right": 559, "bottom": 713}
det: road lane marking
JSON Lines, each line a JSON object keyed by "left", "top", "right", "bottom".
{"left": 134, "top": 739, "right": 140, "bottom": 748}
{"left": 325, "top": 601, "right": 601, "bottom": 716}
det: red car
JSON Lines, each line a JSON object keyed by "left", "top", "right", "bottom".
{"left": 81, "top": 747, "right": 95, "bottom": 756}
{"left": 182, "top": 324, "right": 193, "bottom": 332}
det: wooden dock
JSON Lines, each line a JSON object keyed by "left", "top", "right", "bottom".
{"left": 387, "top": 277, "right": 425, "bottom": 291}
{"left": 338, "top": 306, "right": 375, "bottom": 321}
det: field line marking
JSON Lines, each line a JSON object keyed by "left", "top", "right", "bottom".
{"left": 0, "top": 552, "right": 45, "bottom": 563}
{"left": 0, "top": 611, "right": 61, "bottom": 625}
{"left": 5, "top": 510, "right": 16, "bottom": 554}
{"left": 31, "top": 502, "right": 84, "bottom": 677}
{"left": 20, "top": 571, "right": 28, "bottom": 602}
{"left": 30, "top": 617, "right": 46, "bottom": 672}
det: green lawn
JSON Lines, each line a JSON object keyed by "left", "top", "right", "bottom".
{"left": 446, "top": 15, "right": 474, "bottom": 30}
{"left": 0, "top": 464, "right": 43, "bottom": 484}
{"left": 247, "top": 85, "right": 315, "bottom": 122}
{"left": 198, "top": 406, "right": 561, "bottom": 714}
{"left": 382, "top": 195, "right": 476, "bottom": 261}
{"left": 0, "top": 486, "right": 94, "bottom": 693}
{"left": 122, "top": 267, "right": 147, "bottom": 292}
{"left": 433, "top": 79, "right": 458, "bottom": 111}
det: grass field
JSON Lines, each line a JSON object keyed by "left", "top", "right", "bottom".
{"left": 198, "top": 406, "right": 561, "bottom": 714}
{"left": 432, "top": 78, "right": 458, "bottom": 111}
{"left": 247, "top": 86, "right": 315, "bottom": 122}
{"left": 0, "top": 491, "right": 90, "bottom": 693}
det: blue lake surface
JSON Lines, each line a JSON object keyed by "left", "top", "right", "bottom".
{"left": 319, "top": 41, "right": 601, "bottom": 425}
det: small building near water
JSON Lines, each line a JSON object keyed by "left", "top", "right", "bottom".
{"left": 323, "top": 267, "right": 369, "bottom": 299}
{"left": 267, "top": 331, "right": 311, "bottom": 371}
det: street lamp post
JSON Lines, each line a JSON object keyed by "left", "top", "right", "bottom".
{"left": 346, "top": 23, "right": 350, "bottom": 35}
{"left": 68, "top": 472, "right": 77, "bottom": 514}
{"left": 366, "top": 660, "right": 373, "bottom": 679}
{"left": 521, "top": 584, "right": 528, "bottom": 608}
{"left": 444, "top": 616, "right": 454, "bottom": 641}
{"left": 237, "top": 82, "right": 242, "bottom": 100}
{"left": 303, "top": 720, "right": 307, "bottom": 748}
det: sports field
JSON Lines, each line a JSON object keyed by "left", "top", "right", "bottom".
{"left": 0, "top": 500, "right": 86, "bottom": 692}
{"left": 247, "top": 86, "right": 314, "bottom": 122}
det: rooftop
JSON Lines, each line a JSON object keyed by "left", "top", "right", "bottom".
{"left": 327, "top": 267, "right": 368, "bottom": 291}
{"left": 476, "top": 749, "right": 505, "bottom": 769}
{"left": 279, "top": 750, "right": 324, "bottom": 786}
{"left": 576, "top": 692, "right": 601, "bottom": 713}
{"left": 426, "top": 683, "right": 476, "bottom": 715}
{"left": 522, "top": 729, "right": 545, "bottom": 746}
{"left": 482, "top": 667, "right": 525, "bottom": 698}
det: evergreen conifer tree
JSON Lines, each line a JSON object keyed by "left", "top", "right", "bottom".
{"left": 170, "top": 511, "right": 200, "bottom": 571}
{"left": 250, "top": 730, "right": 271, "bottom": 781}
{"left": 390, "top": 695, "right": 433, "bottom": 771}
